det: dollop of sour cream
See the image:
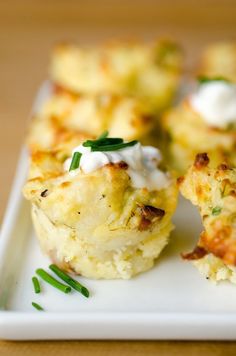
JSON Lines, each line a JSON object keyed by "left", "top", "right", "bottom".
{"left": 64, "top": 142, "right": 170, "bottom": 191}
{"left": 190, "top": 81, "right": 236, "bottom": 128}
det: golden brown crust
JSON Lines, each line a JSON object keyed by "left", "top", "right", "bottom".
{"left": 180, "top": 155, "right": 236, "bottom": 266}
{"left": 27, "top": 117, "right": 93, "bottom": 155}
{"left": 27, "top": 89, "right": 155, "bottom": 152}
{"left": 194, "top": 152, "right": 210, "bottom": 169}
{"left": 50, "top": 40, "right": 183, "bottom": 114}
{"left": 161, "top": 97, "right": 236, "bottom": 174}
{"left": 106, "top": 161, "right": 129, "bottom": 170}
{"left": 176, "top": 176, "right": 185, "bottom": 186}
{"left": 182, "top": 246, "right": 208, "bottom": 261}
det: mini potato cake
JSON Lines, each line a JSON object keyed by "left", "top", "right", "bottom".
{"left": 179, "top": 153, "right": 236, "bottom": 284}
{"left": 27, "top": 122, "right": 94, "bottom": 155}
{"left": 161, "top": 79, "right": 236, "bottom": 174}
{"left": 27, "top": 86, "right": 154, "bottom": 152}
{"left": 50, "top": 40, "right": 183, "bottom": 113}
{"left": 199, "top": 42, "right": 236, "bottom": 82}
{"left": 23, "top": 135, "right": 178, "bottom": 279}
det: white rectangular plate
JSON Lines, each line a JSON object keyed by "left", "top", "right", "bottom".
{"left": 1, "top": 84, "right": 236, "bottom": 341}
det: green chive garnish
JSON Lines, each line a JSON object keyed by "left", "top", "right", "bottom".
{"left": 49, "top": 264, "right": 89, "bottom": 298}
{"left": 36, "top": 268, "right": 71, "bottom": 294}
{"left": 91, "top": 140, "right": 138, "bottom": 152}
{"left": 32, "top": 302, "right": 44, "bottom": 311}
{"left": 69, "top": 152, "right": 82, "bottom": 171}
{"left": 198, "top": 76, "right": 230, "bottom": 85}
{"left": 98, "top": 131, "right": 109, "bottom": 139}
{"left": 32, "top": 276, "right": 41, "bottom": 294}
{"left": 212, "top": 206, "right": 222, "bottom": 216}
{"left": 83, "top": 138, "right": 123, "bottom": 147}
{"left": 82, "top": 131, "right": 138, "bottom": 152}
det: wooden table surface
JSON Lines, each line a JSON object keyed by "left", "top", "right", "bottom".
{"left": 1, "top": 0, "right": 236, "bottom": 354}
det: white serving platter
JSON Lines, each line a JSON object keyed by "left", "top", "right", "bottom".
{"left": 1, "top": 83, "right": 236, "bottom": 340}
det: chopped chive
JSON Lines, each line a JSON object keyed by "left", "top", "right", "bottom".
{"left": 69, "top": 152, "right": 82, "bottom": 171}
{"left": 98, "top": 131, "right": 109, "bottom": 139}
{"left": 32, "top": 302, "right": 44, "bottom": 311}
{"left": 82, "top": 131, "right": 138, "bottom": 152}
{"left": 49, "top": 264, "right": 89, "bottom": 298}
{"left": 83, "top": 138, "right": 123, "bottom": 148}
{"left": 212, "top": 206, "right": 222, "bottom": 216}
{"left": 198, "top": 76, "right": 230, "bottom": 85}
{"left": 91, "top": 140, "right": 138, "bottom": 152}
{"left": 36, "top": 268, "right": 71, "bottom": 294}
{"left": 32, "top": 276, "right": 41, "bottom": 294}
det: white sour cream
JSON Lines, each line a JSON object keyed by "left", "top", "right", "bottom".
{"left": 190, "top": 81, "right": 236, "bottom": 128}
{"left": 64, "top": 142, "right": 170, "bottom": 191}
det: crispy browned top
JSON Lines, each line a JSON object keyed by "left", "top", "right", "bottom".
{"left": 180, "top": 154, "right": 236, "bottom": 266}
{"left": 194, "top": 152, "right": 210, "bottom": 169}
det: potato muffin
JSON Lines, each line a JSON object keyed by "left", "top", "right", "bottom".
{"left": 27, "top": 122, "right": 94, "bottom": 155}
{"left": 161, "top": 79, "right": 236, "bottom": 174}
{"left": 23, "top": 136, "right": 178, "bottom": 279}
{"left": 27, "top": 86, "right": 154, "bottom": 152}
{"left": 50, "top": 40, "right": 183, "bottom": 113}
{"left": 199, "top": 42, "right": 236, "bottom": 82}
{"left": 179, "top": 153, "right": 236, "bottom": 284}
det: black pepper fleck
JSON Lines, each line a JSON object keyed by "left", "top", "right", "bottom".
{"left": 40, "top": 189, "right": 48, "bottom": 197}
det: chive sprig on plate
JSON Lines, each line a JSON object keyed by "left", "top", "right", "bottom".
{"left": 49, "top": 264, "right": 89, "bottom": 298}
{"left": 36, "top": 268, "right": 71, "bottom": 294}
{"left": 32, "top": 276, "right": 41, "bottom": 294}
{"left": 32, "top": 302, "right": 44, "bottom": 311}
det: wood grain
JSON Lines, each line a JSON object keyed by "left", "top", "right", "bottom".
{"left": 1, "top": 0, "right": 236, "bottom": 353}
{"left": 1, "top": 340, "right": 236, "bottom": 356}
